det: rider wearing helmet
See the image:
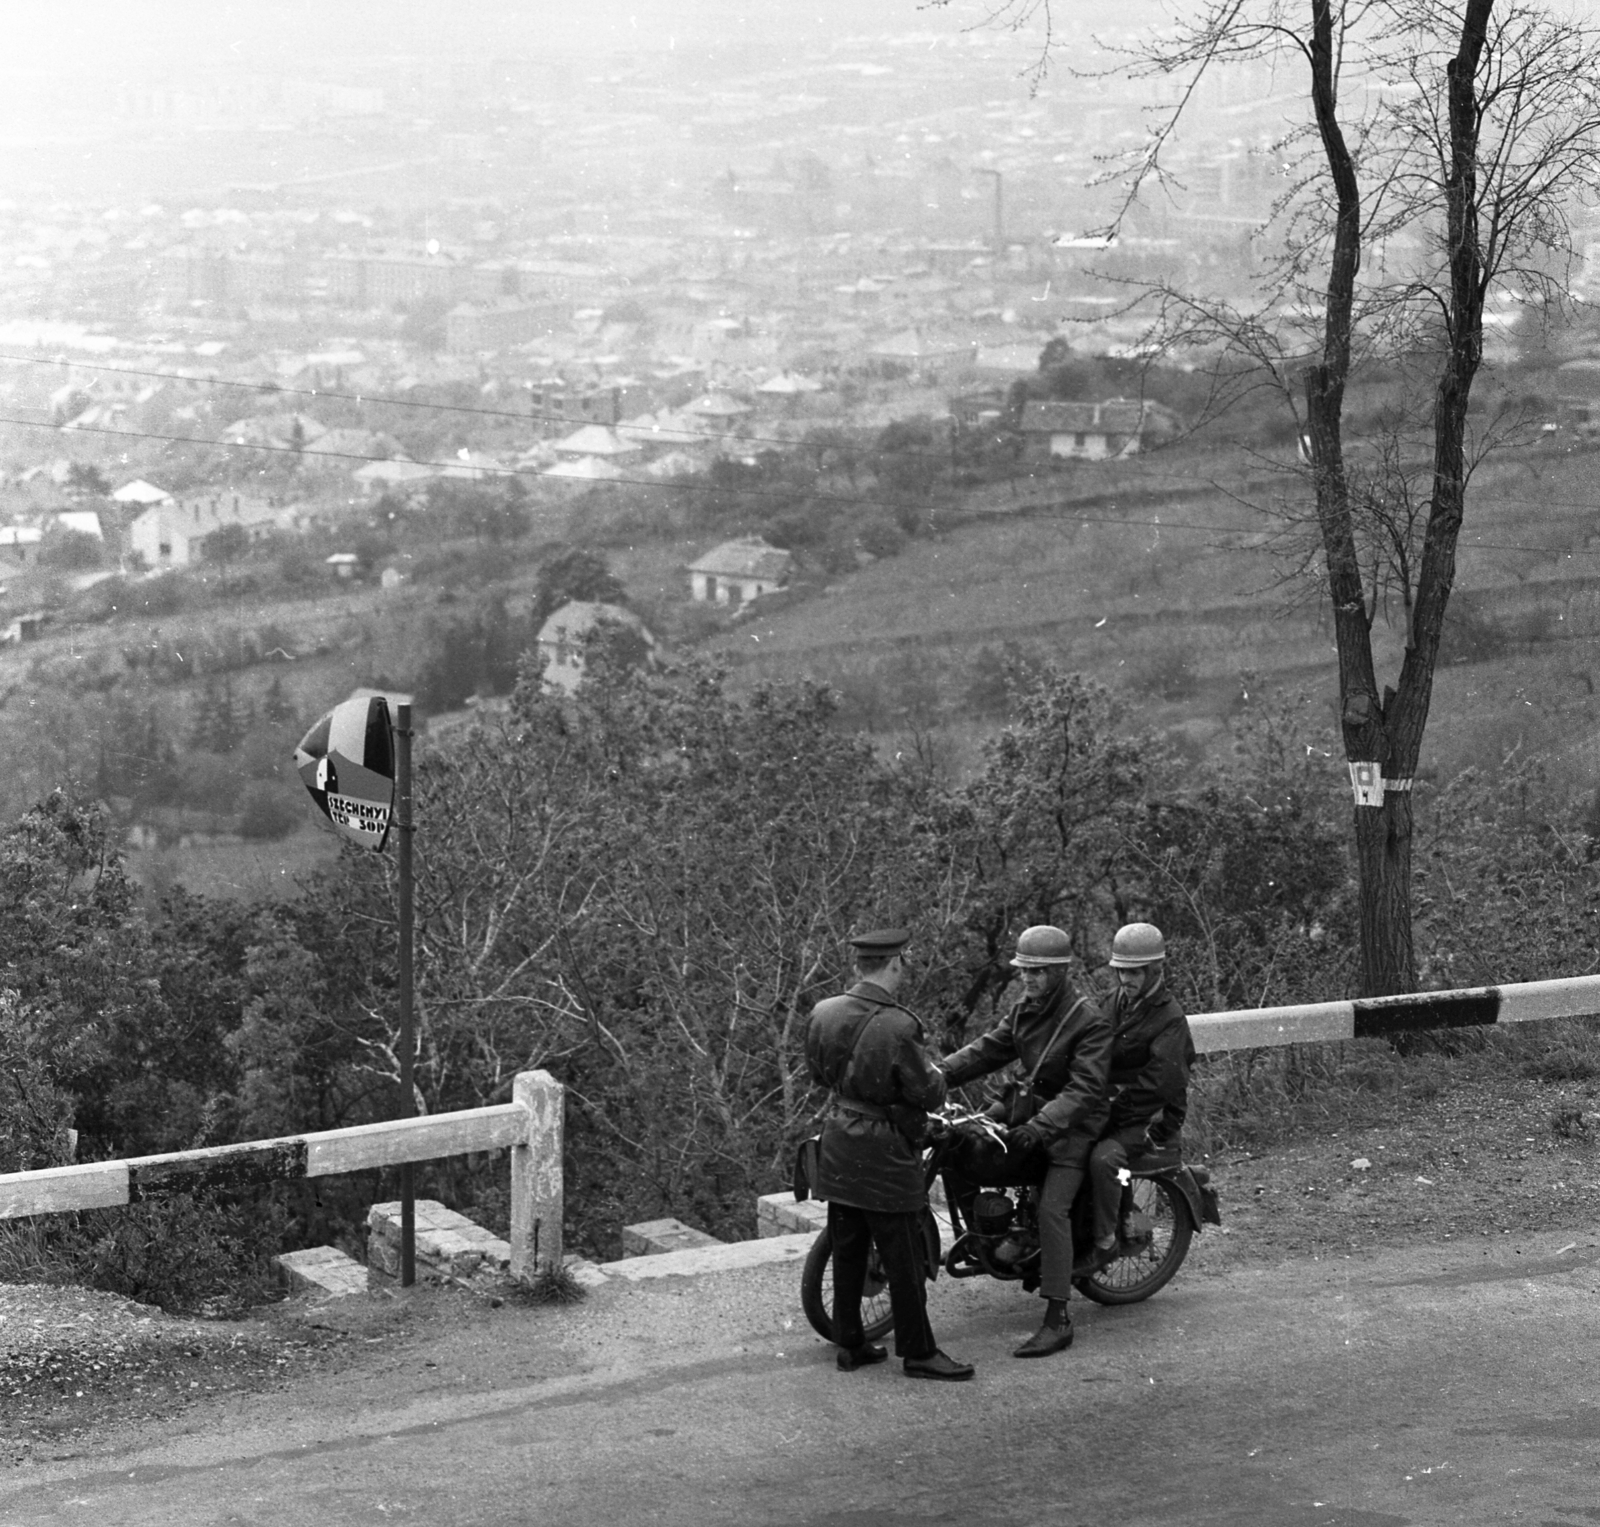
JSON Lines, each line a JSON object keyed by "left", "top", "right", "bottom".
{"left": 1076, "top": 922, "right": 1196, "bottom": 1276}
{"left": 939, "top": 924, "right": 1112, "bottom": 1358}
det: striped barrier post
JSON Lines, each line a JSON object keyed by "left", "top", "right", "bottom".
{"left": 1191, "top": 973, "right": 1600, "bottom": 1053}
{"left": 3, "top": 976, "right": 1598, "bottom": 1274}
{"left": 0, "top": 1069, "right": 564, "bottom": 1279}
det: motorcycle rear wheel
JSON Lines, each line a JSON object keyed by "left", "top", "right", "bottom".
{"left": 800, "top": 1225, "right": 896, "bottom": 1345}
{"left": 1075, "top": 1176, "right": 1193, "bottom": 1306}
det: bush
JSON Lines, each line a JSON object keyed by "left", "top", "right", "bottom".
{"left": 1437, "top": 598, "right": 1509, "bottom": 664}
{"left": 129, "top": 574, "right": 188, "bottom": 617}
{"left": 14, "top": 1188, "right": 289, "bottom": 1314}
{"left": 238, "top": 781, "right": 300, "bottom": 841}
{"left": 1125, "top": 644, "right": 1202, "bottom": 701}
{"left": 40, "top": 529, "right": 103, "bottom": 571}
{"left": 858, "top": 516, "right": 907, "bottom": 558}
{"left": 277, "top": 544, "right": 322, "bottom": 589}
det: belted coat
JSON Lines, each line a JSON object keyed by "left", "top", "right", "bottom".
{"left": 804, "top": 980, "right": 947, "bottom": 1214}
{"left": 940, "top": 978, "right": 1112, "bottom": 1169}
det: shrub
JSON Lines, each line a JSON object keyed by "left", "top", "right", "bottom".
{"left": 1549, "top": 1103, "right": 1592, "bottom": 1140}
{"left": 40, "top": 529, "right": 103, "bottom": 571}
{"left": 129, "top": 574, "right": 188, "bottom": 617}
{"left": 1437, "top": 598, "right": 1509, "bottom": 664}
{"left": 238, "top": 781, "right": 300, "bottom": 841}
{"left": 21, "top": 1188, "right": 290, "bottom": 1314}
{"left": 857, "top": 516, "right": 907, "bottom": 558}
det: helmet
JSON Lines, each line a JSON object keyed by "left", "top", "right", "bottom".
{"left": 1010, "top": 925, "right": 1073, "bottom": 968}
{"left": 1109, "top": 922, "right": 1166, "bottom": 968}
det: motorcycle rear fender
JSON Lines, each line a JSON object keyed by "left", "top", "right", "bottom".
{"left": 1133, "top": 1163, "right": 1216, "bottom": 1232}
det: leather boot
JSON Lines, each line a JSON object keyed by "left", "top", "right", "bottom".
{"left": 1013, "top": 1298, "right": 1074, "bottom": 1358}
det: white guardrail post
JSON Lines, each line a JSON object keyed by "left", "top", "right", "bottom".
{"left": 510, "top": 1068, "right": 565, "bottom": 1280}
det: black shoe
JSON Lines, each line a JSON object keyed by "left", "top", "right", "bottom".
{"left": 837, "top": 1343, "right": 888, "bottom": 1372}
{"left": 1013, "top": 1317, "right": 1074, "bottom": 1358}
{"left": 903, "top": 1349, "right": 975, "bottom": 1382}
{"left": 1071, "top": 1242, "right": 1118, "bottom": 1277}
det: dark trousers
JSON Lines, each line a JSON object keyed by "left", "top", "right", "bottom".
{"left": 828, "top": 1202, "right": 936, "bottom": 1359}
{"left": 1036, "top": 1162, "right": 1085, "bottom": 1301}
{"left": 942, "top": 1137, "right": 1083, "bottom": 1302}
{"left": 1089, "top": 1125, "right": 1150, "bottom": 1246}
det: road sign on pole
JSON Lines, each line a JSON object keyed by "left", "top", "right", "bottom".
{"left": 294, "top": 693, "right": 416, "bottom": 1284}
{"left": 293, "top": 696, "right": 396, "bottom": 849}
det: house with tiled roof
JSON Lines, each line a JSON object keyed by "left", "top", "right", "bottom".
{"left": 686, "top": 537, "right": 792, "bottom": 608}
{"left": 1016, "top": 397, "right": 1179, "bottom": 462}
{"left": 536, "top": 601, "right": 656, "bottom": 693}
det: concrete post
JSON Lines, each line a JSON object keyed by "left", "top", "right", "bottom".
{"left": 510, "top": 1069, "right": 564, "bottom": 1281}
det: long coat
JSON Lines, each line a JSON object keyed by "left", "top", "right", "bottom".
{"left": 804, "top": 980, "right": 947, "bottom": 1214}
{"left": 941, "top": 978, "right": 1112, "bottom": 1169}
{"left": 1105, "top": 980, "right": 1194, "bottom": 1146}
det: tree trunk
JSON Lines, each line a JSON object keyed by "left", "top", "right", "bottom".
{"left": 1304, "top": 0, "right": 1419, "bottom": 994}
{"left": 1353, "top": 790, "right": 1414, "bottom": 995}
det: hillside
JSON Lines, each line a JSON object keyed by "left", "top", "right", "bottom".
{"left": 701, "top": 434, "right": 1600, "bottom": 791}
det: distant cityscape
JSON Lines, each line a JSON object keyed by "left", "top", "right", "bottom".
{"left": 0, "top": 7, "right": 1596, "bottom": 610}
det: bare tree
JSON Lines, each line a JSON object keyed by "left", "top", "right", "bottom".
{"left": 950, "top": 0, "right": 1600, "bottom": 993}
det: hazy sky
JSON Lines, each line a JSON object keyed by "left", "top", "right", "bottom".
{"left": 12, "top": 0, "right": 1066, "bottom": 72}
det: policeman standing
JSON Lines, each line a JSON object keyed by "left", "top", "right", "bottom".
{"left": 805, "top": 929, "right": 974, "bottom": 1381}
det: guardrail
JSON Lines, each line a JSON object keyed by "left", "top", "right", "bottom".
{"left": 0, "top": 1069, "right": 564, "bottom": 1281}
{"left": 2, "top": 973, "right": 1597, "bottom": 1277}
{"left": 1190, "top": 973, "right": 1600, "bottom": 1053}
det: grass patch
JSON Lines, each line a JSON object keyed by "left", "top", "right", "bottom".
{"left": 1189, "top": 1017, "right": 1600, "bottom": 1157}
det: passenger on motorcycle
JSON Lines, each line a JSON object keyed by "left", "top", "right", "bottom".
{"left": 938, "top": 925, "right": 1112, "bottom": 1358}
{"left": 1076, "top": 922, "right": 1196, "bottom": 1277}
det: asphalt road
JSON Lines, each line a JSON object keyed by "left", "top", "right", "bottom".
{"left": 5, "top": 1224, "right": 1600, "bottom": 1527}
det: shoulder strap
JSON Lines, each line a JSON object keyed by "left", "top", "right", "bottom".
{"left": 831, "top": 991, "right": 919, "bottom": 1090}
{"left": 837, "top": 991, "right": 909, "bottom": 1065}
{"left": 1027, "top": 996, "right": 1087, "bottom": 1089}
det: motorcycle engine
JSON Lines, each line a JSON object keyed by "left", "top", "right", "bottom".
{"left": 972, "top": 1190, "right": 1014, "bottom": 1238}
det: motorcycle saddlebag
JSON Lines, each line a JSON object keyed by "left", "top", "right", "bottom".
{"left": 1188, "top": 1163, "right": 1222, "bottom": 1225}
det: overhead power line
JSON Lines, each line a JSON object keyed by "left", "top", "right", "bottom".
{"left": 3, "top": 354, "right": 1599, "bottom": 548}
{"left": 0, "top": 412, "right": 1274, "bottom": 536}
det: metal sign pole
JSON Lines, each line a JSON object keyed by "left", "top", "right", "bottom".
{"left": 397, "top": 702, "right": 416, "bottom": 1287}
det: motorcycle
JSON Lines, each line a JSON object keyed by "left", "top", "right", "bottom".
{"left": 799, "top": 1112, "right": 1222, "bottom": 1345}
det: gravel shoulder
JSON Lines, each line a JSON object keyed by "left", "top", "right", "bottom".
{"left": 4, "top": 1063, "right": 1597, "bottom": 1468}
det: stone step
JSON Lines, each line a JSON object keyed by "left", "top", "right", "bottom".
{"left": 367, "top": 1199, "right": 512, "bottom": 1282}
{"left": 620, "top": 1217, "right": 725, "bottom": 1257}
{"left": 599, "top": 1232, "right": 817, "bottom": 1282}
{"left": 757, "top": 1192, "right": 829, "bottom": 1237}
{"left": 274, "top": 1245, "right": 369, "bottom": 1299}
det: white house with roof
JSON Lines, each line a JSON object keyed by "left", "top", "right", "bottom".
{"left": 129, "top": 491, "right": 295, "bottom": 568}
{"left": 353, "top": 458, "right": 437, "bottom": 497}
{"left": 687, "top": 537, "right": 792, "bottom": 608}
{"left": 111, "top": 478, "right": 173, "bottom": 506}
{"left": 536, "top": 601, "right": 656, "bottom": 693}
{"left": 1016, "top": 398, "right": 1180, "bottom": 462}
{"left": 552, "top": 424, "right": 639, "bottom": 458}
{"left": 54, "top": 510, "right": 103, "bottom": 540}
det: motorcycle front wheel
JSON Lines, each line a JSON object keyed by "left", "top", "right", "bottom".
{"left": 800, "top": 1225, "right": 896, "bottom": 1345}
{"left": 1075, "top": 1175, "right": 1193, "bottom": 1306}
